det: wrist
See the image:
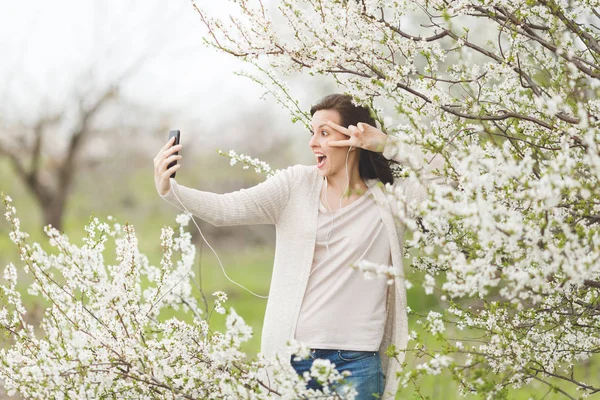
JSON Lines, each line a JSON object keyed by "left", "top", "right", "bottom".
{"left": 376, "top": 135, "right": 388, "bottom": 153}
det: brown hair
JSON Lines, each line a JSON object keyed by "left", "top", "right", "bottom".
{"left": 310, "top": 94, "right": 394, "bottom": 185}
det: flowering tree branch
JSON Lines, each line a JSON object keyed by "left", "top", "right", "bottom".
{"left": 191, "top": 0, "right": 600, "bottom": 397}
{"left": 0, "top": 194, "right": 357, "bottom": 399}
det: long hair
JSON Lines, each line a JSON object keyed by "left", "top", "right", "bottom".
{"left": 310, "top": 94, "right": 395, "bottom": 185}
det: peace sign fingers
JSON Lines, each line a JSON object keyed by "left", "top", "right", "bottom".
{"left": 326, "top": 120, "right": 362, "bottom": 148}
{"left": 325, "top": 120, "right": 352, "bottom": 137}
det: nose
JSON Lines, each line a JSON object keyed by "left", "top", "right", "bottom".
{"left": 308, "top": 132, "right": 318, "bottom": 148}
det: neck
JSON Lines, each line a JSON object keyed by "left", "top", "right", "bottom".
{"left": 325, "top": 163, "right": 366, "bottom": 194}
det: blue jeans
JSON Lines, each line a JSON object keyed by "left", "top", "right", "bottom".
{"left": 291, "top": 349, "right": 385, "bottom": 399}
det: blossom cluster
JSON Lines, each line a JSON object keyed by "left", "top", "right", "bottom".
{"left": 218, "top": 149, "right": 280, "bottom": 178}
{"left": 352, "top": 260, "right": 399, "bottom": 286}
{"left": 0, "top": 195, "right": 355, "bottom": 399}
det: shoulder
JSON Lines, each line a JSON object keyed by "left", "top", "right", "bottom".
{"left": 289, "top": 163, "right": 316, "bottom": 175}
{"left": 366, "top": 178, "right": 399, "bottom": 213}
{"left": 274, "top": 164, "right": 317, "bottom": 182}
{"left": 294, "top": 164, "right": 317, "bottom": 177}
{"left": 366, "top": 178, "right": 396, "bottom": 192}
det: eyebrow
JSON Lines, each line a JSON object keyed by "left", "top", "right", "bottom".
{"left": 310, "top": 123, "right": 329, "bottom": 131}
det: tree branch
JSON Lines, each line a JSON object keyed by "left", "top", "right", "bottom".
{"left": 538, "top": 0, "right": 600, "bottom": 56}
{"left": 29, "top": 113, "right": 61, "bottom": 185}
{"left": 584, "top": 280, "right": 600, "bottom": 289}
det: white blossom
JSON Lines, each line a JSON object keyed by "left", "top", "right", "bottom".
{"left": 0, "top": 195, "right": 348, "bottom": 399}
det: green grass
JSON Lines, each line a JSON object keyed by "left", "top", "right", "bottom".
{"left": 155, "top": 244, "right": 273, "bottom": 357}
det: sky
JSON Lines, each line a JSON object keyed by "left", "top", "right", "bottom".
{"left": 0, "top": 0, "right": 321, "bottom": 158}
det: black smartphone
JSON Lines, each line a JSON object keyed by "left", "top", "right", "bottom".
{"left": 168, "top": 130, "right": 181, "bottom": 178}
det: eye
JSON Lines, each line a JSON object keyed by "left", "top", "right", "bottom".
{"left": 321, "top": 130, "right": 329, "bottom": 136}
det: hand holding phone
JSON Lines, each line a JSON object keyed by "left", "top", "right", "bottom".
{"left": 153, "top": 131, "right": 182, "bottom": 196}
{"left": 167, "top": 130, "right": 181, "bottom": 178}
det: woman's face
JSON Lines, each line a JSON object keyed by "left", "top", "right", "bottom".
{"left": 309, "top": 109, "right": 357, "bottom": 178}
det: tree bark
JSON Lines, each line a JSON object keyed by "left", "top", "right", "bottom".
{"left": 40, "top": 196, "right": 67, "bottom": 232}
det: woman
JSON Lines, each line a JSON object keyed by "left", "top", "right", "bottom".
{"left": 154, "top": 94, "right": 443, "bottom": 399}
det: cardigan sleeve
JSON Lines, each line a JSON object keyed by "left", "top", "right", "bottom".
{"left": 159, "top": 165, "right": 296, "bottom": 226}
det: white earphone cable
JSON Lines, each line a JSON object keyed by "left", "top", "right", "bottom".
{"left": 155, "top": 146, "right": 353, "bottom": 305}
{"left": 170, "top": 188, "right": 269, "bottom": 299}
{"left": 311, "top": 147, "right": 351, "bottom": 278}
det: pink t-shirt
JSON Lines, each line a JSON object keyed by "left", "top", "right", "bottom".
{"left": 294, "top": 188, "right": 391, "bottom": 351}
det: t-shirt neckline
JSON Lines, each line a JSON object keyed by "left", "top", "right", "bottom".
{"left": 319, "top": 187, "right": 371, "bottom": 214}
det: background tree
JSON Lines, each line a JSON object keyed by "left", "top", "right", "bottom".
{"left": 1, "top": 82, "right": 123, "bottom": 231}
{"left": 0, "top": 1, "right": 178, "bottom": 232}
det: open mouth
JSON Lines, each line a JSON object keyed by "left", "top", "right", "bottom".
{"left": 317, "top": 155, "right": 327, "bottom": 168}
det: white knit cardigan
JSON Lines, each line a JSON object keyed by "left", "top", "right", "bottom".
{"left": 160, "top": 136, "right": 444, "bottom": 399}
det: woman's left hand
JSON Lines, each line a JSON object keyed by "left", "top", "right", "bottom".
{"left": 325, "top": 120, "right": 388, "bottom": 153}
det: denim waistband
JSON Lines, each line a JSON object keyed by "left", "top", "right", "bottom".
{"left": 307, "top": 349, "right": 377, "bottom": 357}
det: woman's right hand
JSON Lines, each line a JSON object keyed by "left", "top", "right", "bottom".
{"left": 154, "top": 137, "right": 183, "bottom": 196}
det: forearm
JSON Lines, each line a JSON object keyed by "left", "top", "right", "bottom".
{"left": 159, "top": 166, "right": 295, "bottom": 226}
{"left": 160, "top": 180, "right": 258, "bottom": 226}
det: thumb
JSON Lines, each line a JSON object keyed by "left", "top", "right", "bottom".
{"left": 357, "top": 122, "right": 365, "bottom": 133}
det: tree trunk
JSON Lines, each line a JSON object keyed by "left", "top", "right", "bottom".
{"left": 41, "top": 198, "right": 66, "bottom": 232}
